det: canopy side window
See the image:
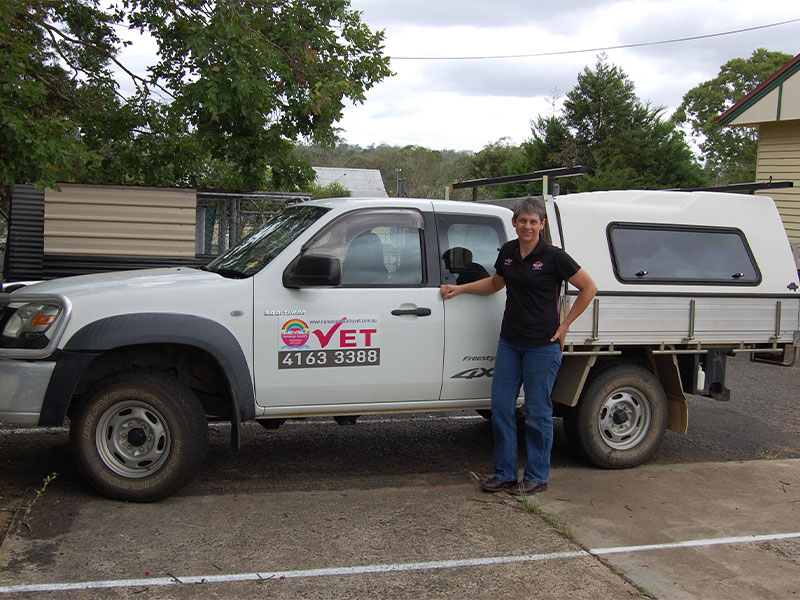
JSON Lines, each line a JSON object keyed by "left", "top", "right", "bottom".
{"left": 608, "top": 223, "right": 761, "bottom": 285}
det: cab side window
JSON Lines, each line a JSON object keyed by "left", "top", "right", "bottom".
{"left": 304, "top": 209, "right": 425, "bottom": 287}
{"left": 437, "top": 215, "right": 506, "bottom": 285}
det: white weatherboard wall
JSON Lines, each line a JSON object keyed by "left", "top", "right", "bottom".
{"left": 44, "top": 184, "right": 197, "bottom": 258}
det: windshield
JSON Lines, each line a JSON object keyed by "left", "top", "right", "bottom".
{"left": 206, "top": 204, "right": 330, "bottom": 278}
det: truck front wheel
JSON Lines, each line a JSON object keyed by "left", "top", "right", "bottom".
{"left": 70, "top": 371, "right": 209, "bottom": 502}
{"left": 569, "top": 364, "right": 667, "bottom": 468}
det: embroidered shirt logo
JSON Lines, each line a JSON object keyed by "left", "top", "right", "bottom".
{"left": 532, "top": 260, "right": 544, "bottom": 271}
{"left": 504, "top": 258, "right": 513, "bottom": 265}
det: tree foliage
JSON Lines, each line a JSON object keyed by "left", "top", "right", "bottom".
{"left": 295, "top": 57, "right": 710, "bottom": 201}
{"left": 468, "top": 55, "right": 705, "bottom": 195}
{"left": 0, "top": 0, "right": 121, "bottom": 189}
{"left": 0, "top": 0, "right": 391, "bottom": 191}
{"left": 302, "top": 180, "right": 351, "bottom": 200}
{"left": 293, "top": 142, "right": 474, "bottom": 199}
{"left": 563, "top": 55, "right": 706, "bottom": 190}
{"left": 459, "top": 57, "right": 707, "bottom": 197}
{"left": 675, "top": 48, "right": 792, "bottom": 184}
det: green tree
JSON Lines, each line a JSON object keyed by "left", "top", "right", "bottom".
{"left": 459, "top": 138, "right": 524, "bottom": 200}
{"left": 302, "top": 181, "right": 351, "bottom": 200}
{"left": 466, "top": 138, "right": 522, "bottom": 179}
{"left": 675, "top": 48, "right": 792, "bottom": 184}
{"left": 562, "top": 55, "right": 705, "bottom": 190}
{"left": 0, "top": 0, "right": 122, "bottom": 190}
{"left": 0, "top": 0, "right": 391, "bottom": 191}
{"left": 294, "top": 142, "right": 474, "bottom": 199}
{"left": 510, "top": 115, "right": 580, "bottom": 196}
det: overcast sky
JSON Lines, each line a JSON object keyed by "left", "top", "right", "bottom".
{"left": 336, "top": 0, "right": 800, "bottom": 151}
{"left": 115, "top": 1, "right": 800, "bottom": 153}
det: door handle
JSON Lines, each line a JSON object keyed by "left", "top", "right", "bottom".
{"left": 391, "top": 307, "right": 432, "bottom": 317}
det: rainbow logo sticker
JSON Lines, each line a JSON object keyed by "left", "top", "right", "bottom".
{"left": 532, "top": 260, "right": 543, "bottom": 271}
{"left": 280, "top": 319, "right": 310, "bottom": 348}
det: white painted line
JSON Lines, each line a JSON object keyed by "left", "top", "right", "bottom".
{"left": 592, "top": 531, "right": 800, "bottom": 556}
{"left": 0, "top": 551, "right": 586, "bottom": 594}
{"left": 1, "top": 532, "right": 798, "bottom": 594}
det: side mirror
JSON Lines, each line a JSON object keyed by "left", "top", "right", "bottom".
{"left": 283, "top": 254, "right": 341, "bottom": 288}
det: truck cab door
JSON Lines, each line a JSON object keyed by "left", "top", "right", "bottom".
{"left": 437, "top": 212, "right": 509, "bottom": 401}
{"left": 252, "top": 207, "right": 445, "bottom": 413}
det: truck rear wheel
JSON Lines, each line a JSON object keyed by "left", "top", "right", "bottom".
{"left": 70, "top": 371, "right": 208, "bottom": 502}
{"left": 570, "top": 364, "right": 667, "bottom": 468}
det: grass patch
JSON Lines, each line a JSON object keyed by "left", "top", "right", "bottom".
{"left": 517, "top": 495, "right": 574, "bottom": 538}
{"left": 755, "top": 447, "right": 788, "bottom": 460}
{"left": 515, "top": 492, "right": 653, "bottom": 597}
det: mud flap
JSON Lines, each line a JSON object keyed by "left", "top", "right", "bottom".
{"left": 651, "top": 353, "right": 688, "bottom": 435}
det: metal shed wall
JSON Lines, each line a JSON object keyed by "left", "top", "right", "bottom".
{"left": 5, "top": 185, "right": 304, "bottom": 281}
{"left": 44, "top": 184, "right": 197, "bottom": 257}
{"left": 6, "top": 185, "right": 45, "bottom": 281}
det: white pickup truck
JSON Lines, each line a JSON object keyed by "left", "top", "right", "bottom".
{"left": 1, "top": 190, "right": 798, "bottom": 501}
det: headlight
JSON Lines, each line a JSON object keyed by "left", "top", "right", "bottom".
{"left": 3, "top": 302, "right": 63, "bottom": 339}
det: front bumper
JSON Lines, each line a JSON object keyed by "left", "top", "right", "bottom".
{"left": 0, "top": 359, "right": 56, "bottom": 425}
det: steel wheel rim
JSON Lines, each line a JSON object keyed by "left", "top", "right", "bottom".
{"left": 596, "top": 386, "right": 651, "bottom": 450}
{"left": 95, "top": 400, "right": 171, "bottom": 478}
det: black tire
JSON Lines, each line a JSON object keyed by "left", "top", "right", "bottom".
{"left": 561, "top": 407, "right": 584, "bottom": 458}
{"left": 333, "top": 415, "right": 359, "bottom": 425}
{"left": 70, "top": 371, "right": 209, "bottom": 502}
{"left": 476, "top": 407, "right": 526, "bottom": 423}
{"left": 573, "top": 364, "right": 667, "bottom": 469}
{"left": 476, "top": 409, "right": 493, "bottom": 421}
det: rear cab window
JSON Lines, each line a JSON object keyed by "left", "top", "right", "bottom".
{"left": 436, "top": 214, "right": 507, "bottom": 285}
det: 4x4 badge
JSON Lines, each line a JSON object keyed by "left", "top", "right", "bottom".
{"left": 451, "top": 367, "right": 494, "bottom": 379}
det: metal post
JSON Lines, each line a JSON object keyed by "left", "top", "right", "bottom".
{"left": 229, "top": 198, "right": 240, "bottom": 246}
{"left": 395, "top": 168, "right": 401, "bottom": 197}
{"left": 195, "top": 206, "right": 206, "bottom": 255}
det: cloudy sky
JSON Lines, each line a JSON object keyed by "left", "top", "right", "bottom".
{"left": 336, "top": 0, "right": 800, "bottom": 151}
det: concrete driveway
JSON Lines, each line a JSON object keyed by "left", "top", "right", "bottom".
{"left": 1, "top": 353, "right": 798, "bottom": 598}
{"left": 1, "top": 435, "right": 798, "bottom": 599}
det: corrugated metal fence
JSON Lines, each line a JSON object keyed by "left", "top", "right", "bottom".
{"left": 4, "top": 185, "right": 309, "bottom": 282}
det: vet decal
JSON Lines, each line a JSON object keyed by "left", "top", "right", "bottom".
{"left": 280, "top": 319, "right": 310, "bottom": 347}
{"left": 278, "top": 315, "right": 380, "bottom": 369}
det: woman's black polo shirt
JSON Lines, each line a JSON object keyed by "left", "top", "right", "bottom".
{"left": 494, "top": 238, "right": 580, "bottom": 347}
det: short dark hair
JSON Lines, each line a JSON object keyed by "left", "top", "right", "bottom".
{"left": 512, "top": 196, "right": 546, "bottom": 221}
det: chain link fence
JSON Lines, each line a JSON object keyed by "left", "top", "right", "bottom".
{"left": 196, "top": 191, "right": 310, "bottom": 256}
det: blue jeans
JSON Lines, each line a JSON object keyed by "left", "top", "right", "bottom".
{"left": 490, "top": 338, "right": 562, "bottom": 484}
